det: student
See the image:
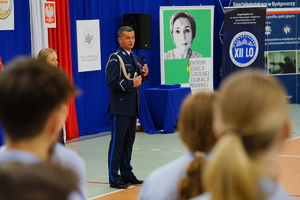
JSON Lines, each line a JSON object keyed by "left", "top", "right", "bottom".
{"left": 139, "top": 92, "right": 217, "bottom": 200}
{"left": 0, "top": 161, "right": 78, "bottom": 200}
{"left": 38, "top": 48, "right": 65, "bottom": 145}
{"left": 0, "top": 57, "right": 86, "bottom": 200}
{"left": 38, "top": 48, "right": 58, "bottom": 67}
{"left": 191, "top": 69, "right": 293, "bottom": 200}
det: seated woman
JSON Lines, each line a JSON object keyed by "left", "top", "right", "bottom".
{"left": 38, "top": 48, "right": 58, "bottom": 67}
{"left": 164, "top": 11, "right": 202, "bottom": 59}
{"left": 38, "top": 48, "right": 66, "bottom": 145}
{"left": 139, "top": 92, "right": 217, "bottom": 200}
{"left": 191, "top": 69, "right": 293, "bottom": 200}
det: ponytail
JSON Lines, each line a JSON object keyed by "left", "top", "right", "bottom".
{"left": 177, "top": 152, "right": 206, "bottom": 200}
{"left": 203, "top": 131, "right": 260, "bottom": 200}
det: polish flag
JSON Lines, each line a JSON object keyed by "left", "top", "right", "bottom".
{"left": 0, "top": 57, "right": 3, "bottom": 71}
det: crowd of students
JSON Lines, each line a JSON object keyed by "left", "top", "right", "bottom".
{"left": 0, "top": 51, "right": 294, "bottom": 200}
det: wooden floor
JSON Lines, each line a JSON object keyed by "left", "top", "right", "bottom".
{"left": 87, "top": 137, "right": 300, "bottom": 200}
{"left": 89, "top": 186, "right": 141, "bottom": 200}
{"left": 279, "top": 137, "right": 300, "bottom": 199}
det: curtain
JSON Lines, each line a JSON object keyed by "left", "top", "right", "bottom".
{"left": 48, "top": 0, "right": 79, "bottom": 140}
{"left": 68, "top": 0, "right": 230, "bottom": 136}
{"left": 0, "top": 0, "right": 231, "bottom": 138}
{"left": 69, "top": 0, "right": 112, "bottom": 136}
{"left": 29, "top": 0, "right": 48, "bottom": 57}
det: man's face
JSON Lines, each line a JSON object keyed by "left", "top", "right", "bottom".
{"left": 118, "top": 31, "right": 135, "bottom": 51}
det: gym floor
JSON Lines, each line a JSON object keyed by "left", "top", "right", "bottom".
{"left": 66, "top": 104, "right": 300, "bottom": 200}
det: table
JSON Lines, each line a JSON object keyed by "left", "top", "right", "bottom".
{"left": 139, "top": 87, "right": 191, "bottom": 134}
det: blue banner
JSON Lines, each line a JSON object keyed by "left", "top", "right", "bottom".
{"left": 222, "top": 7, "right": 266, "bottom": 79}
{"left": 232, "top": 0, "right": 299, "bottom": 103}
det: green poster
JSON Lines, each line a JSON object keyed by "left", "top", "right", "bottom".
{"left": 160, "top": 6, "right": 214, "bottom": 91}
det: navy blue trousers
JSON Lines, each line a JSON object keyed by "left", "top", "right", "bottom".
{"left": 108, "top": 114, "right": 136, "bottom": 183}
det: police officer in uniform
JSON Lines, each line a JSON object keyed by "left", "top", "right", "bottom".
{"left": 105, "top": 26, "right": 149, "bottom": 189}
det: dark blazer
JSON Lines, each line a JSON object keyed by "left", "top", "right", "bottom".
{"left": 106, "top": 47, "right": 148, "bottom": 116}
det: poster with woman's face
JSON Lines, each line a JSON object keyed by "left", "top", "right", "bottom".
{"left": 160, "top": 6, "right": 214, "bottom": 91}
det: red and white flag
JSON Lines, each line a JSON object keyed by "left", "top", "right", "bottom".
{"left": 0, "top": 57, "right": 3, "bottom": 71}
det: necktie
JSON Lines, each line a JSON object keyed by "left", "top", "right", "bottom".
{"left": 129, "top": 52, "right": 134, "bottom": 62}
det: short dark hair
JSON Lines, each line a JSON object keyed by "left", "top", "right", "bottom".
{"left": 0, "top": 57, "right": 76, "bottom": 141}
{"left": 118, "top": 26, "right": 134, "bottom": 37}
{"left": 0, "top": 161, "right": 78, "bottom": 200}
{"left": 170, "top": 11, "right": 196, "bottom": 40}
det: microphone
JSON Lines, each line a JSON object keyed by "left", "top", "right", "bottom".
{"left": 141, "top": 54, "right": 146, "bottom": 76}
{"left": 141, "top": 54, "right": 146, "bottom": 67}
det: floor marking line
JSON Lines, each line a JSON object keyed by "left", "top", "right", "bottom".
{"left": 87, "top": 181, "right": 142, "bottom": 187}
{"left": 151, "top": 149, "right": 161, "bottom": 151}
{"left": 66, "top": 133, "right": 110, "bottom": 144}
{"left": 87, "top": 186, "right": 135, "bottom": 200}
{"left": 286, "top": 136, "right": 300, "bottom": 141}
{"left": 288, "top": 194, "right": 300, "bottom": 197}
{"left": 278, "top": 155, "right": 300, "bottom": 158}
{"left": 87, "top": 181, "right": 110, "bottom": 184}
{"left": 172, "top": 150, "right": 183, "bottom": 152}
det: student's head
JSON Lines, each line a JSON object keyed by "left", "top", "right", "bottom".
{"left": 0, "top": 57, "right": 76, "bottom": 143}
{"left": 170, "top": 11, "right": 196, "bottom": 51}
{"left": 204, "top": 69, "right": 291, "bottom": 200}
{"left": 0, "top": 161, "right": 78, "bottom": 200}
{"left": 177, "top": 92, "right": 217, "bottom": 200}
{"left": 38, "top": 48, "right": 58, "bottom": 67}
{"left": 118, "top": 26, "right": 135, "bottom": 51}
{"left": 178, "top": 91, "right": 216, "bottom": 152}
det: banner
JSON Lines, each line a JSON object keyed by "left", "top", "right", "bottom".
{"left": 232, "top": 0, "right": 299, "bottom": 103}
{"left": 0, "top": 0, "right": 14, "bottom": 30}
{"left": 160, "top": 6, "right": 214, "bottom": 92}
{"left": 43, "top": 2, "right": 56, "bottom": 28}
{"left": 222, "top": 6, "right": 266, "bottom": 79}
{"left": 76, "top": 20, "right": 101, "bottom": 72}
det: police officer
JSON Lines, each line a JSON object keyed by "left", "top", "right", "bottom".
{"left": 105, "top": 26, "right": 149, "bottom": 189}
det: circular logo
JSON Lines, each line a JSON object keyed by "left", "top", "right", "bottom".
{"left": 83, "top": 30, "right": 94, "bottom": 48}
{"left": 0, "top": 0, "right": 13, "bottom": 19}
{"left": 282, "top": 24, "right": 291, "bottom": 35}
{"left": 229, "top": 31, "right": 259, "bottom": 68}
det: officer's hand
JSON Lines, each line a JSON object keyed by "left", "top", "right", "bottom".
{"left": 141, "top": 64, "right": 149, "bottom": 77}
{"left": 133, "top": 75, "right": 142, "bottom": 87}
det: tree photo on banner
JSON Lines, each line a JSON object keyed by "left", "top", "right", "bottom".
{"left": 160, "top": 6, "right": 214, "bottom": 92}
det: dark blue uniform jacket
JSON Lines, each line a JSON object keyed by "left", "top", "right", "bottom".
{"left": 105, "top": 47, "right": 148, "bottom": 116}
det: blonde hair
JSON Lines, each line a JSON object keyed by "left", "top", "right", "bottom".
{"left": 37, "top": 48, "right": 56, "bottom": 61}
{"left": 203, "top": 69, "right": 289, "bottom": 200}
{"left": 177, "top": 92, "right": 217, "bottom": 200}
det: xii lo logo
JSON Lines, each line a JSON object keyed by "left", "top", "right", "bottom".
{"left": 229, "top": 31, "right": 259, "bottom": 67}
{"left": 0, "top": 0, "right": 12, "bottom": 19}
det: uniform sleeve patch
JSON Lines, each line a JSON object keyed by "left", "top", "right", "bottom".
{"left": 108, "top": 58, "right": 118, "bottom": 63}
